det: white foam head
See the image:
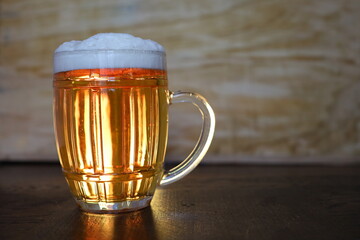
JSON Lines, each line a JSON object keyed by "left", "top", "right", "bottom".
{"left": 54, "top": 33, "right": 166, "bottom": 73}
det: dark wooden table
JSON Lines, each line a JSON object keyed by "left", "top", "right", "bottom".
{"left": 0, "top": 163, "right": 359, "bottom": 240}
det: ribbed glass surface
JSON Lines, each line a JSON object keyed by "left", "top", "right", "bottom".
{"left": 53, "top": 68, "right": 168, "bottom": 203}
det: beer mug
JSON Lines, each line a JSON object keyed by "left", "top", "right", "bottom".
{"left": 53, "top": 33, "right": 215, "bottom": 213}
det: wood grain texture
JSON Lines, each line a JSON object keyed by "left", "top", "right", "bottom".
{"left": 0, "top": 0, "right": 360, "bottom": 163}
{"left": 0, "top": 164, "right": 359, "bottom": 240}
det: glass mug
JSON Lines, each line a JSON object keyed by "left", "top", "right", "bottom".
{"left": 53, "top": 33, "right": 215, "bottom": 213}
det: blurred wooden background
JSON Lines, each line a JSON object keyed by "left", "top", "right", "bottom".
{"left": 1, "top": 0, "right": 359, "bottom": 163}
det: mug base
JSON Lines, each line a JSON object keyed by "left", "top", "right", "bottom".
{"left": 75, "top": 196, "right": 152, "bottom": 214}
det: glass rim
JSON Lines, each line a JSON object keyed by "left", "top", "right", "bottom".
{"left": 54, "top": 49, "right": 166, "bottom": 56}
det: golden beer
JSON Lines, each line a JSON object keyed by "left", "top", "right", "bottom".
{"left": 53, "top": 68, "right": 168, "bottom": 211}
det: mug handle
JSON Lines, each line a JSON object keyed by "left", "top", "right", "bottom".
{"left": 160, "top": 91, "right": 216, "bottom": 186}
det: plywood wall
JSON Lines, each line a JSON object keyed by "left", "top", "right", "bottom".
{"left": 1, "top": 0, "right": 359, "bottom": 163}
